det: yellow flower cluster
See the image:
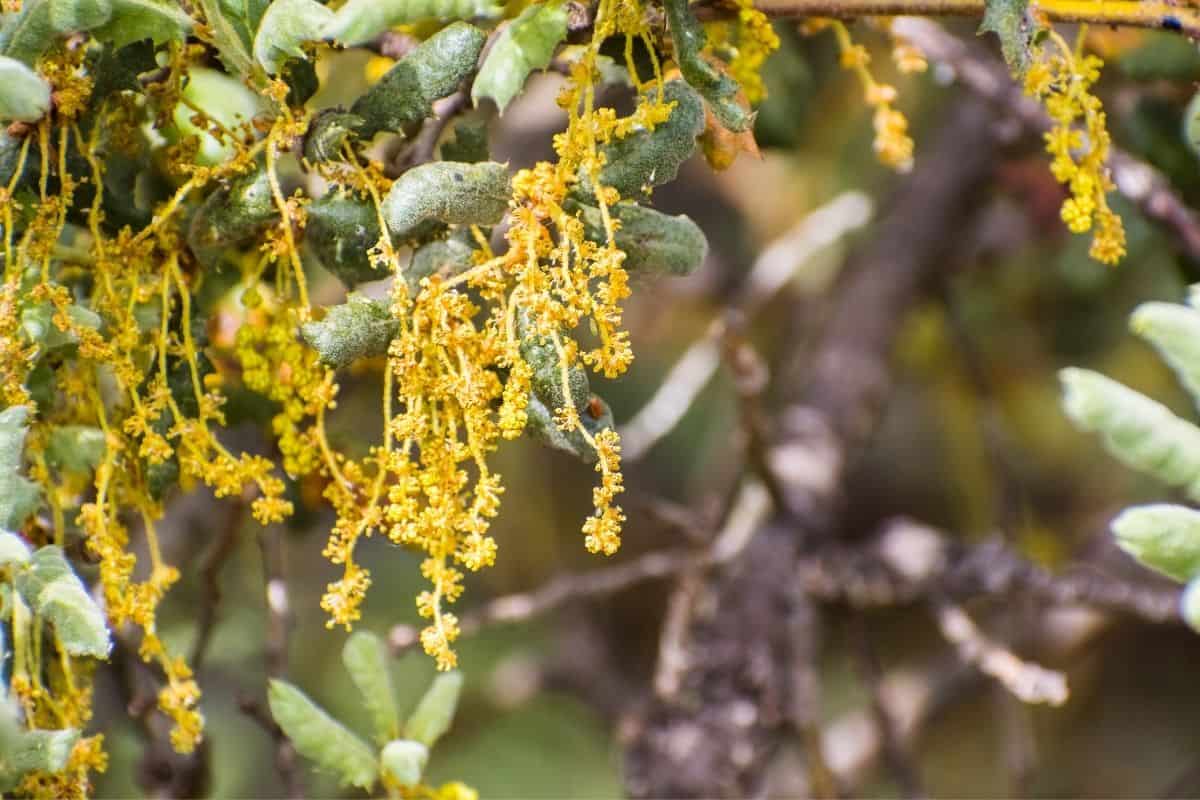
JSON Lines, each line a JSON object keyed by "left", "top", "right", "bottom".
{"left": 1024, "top": 32, "right": 1126, "bottom": 264}
{"left": 707, "top": 0, "right": 781, "bottom": 104}
{"left": 828, "top": 21, "right": 915, "bottom": 172}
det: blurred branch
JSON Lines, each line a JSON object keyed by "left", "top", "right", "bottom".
{"left": 189, "top": 495, "right": 246, "bottom": 671}
{"left": 892, "top": 17, "right": 1200, "bottom": 262}
{"left": 621, "top": 192, "right": 873, "bottom": 462}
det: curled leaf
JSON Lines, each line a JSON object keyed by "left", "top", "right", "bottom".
{"left": 38, "top": 579, "right": 111, "bottom": 658}
{"left": 323, "top": 0, "right": 501, "bottom": 46}
{"left": 187, "top": 164, "right": 279, "bottom": 267}
{"left": 1060, "top": 367, "right": 1200, "bottom": 502}
{"left": 349, "top": 21, "right": 486, "bottom": 139}
{"left": 267, "top": 679, "right": 380, "bottom": 790}
{"left": 407, "top": 233, "right": 476, "bottom": 291}
{"left": 305, "top": 190, "right": 384, "bottom": 287}
{"left": 1111, "top": 503, "right": 1200, "bottom": 583}
{"left": 301, "top": 294, "right": 399, "bottom": 369}
{"left": 253, "top": 0, "right": 333, "bottom": 74}
{"left": 471, "top": 0, "right": 568, "bottom": 114}
{"left": 303, "top": 109, "right": 365, "bottom": 163}
{"left": 572, "top": 200, "right": 708, "bottom": 275}
{"left": 382, "top": 160, "right": 509, "bottom": 241}
{"left": 663, "top": 0, "right": 753, "bottom": 132}
{"left": 593, "top": 80, "right": 703, "bottom": 200}
{"left": 0, "top": 56, "right": 51, "bottom": 122}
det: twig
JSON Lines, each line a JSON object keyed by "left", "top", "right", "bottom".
{"left": 931, "top": 598, "right": 1069, "bottom": 706}
{"left": 189, "top": 495, "right": 247, "bottom": 671}
{"left": 620, "top": 191, "right": 873, "bottom": 461}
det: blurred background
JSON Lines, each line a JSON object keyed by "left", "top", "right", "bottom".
{"left": 95, "top": 17, "right": 1200, "bottom": 798}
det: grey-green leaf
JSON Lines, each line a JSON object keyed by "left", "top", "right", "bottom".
{"left": 342, "top": 631, "right": 400, "bottom": 743}
{"left": 267, "top": 678, "right": 380, "bottom": 790}
{"left": 253, "top": 0, "right": 333, "bottom": 74}
{"left": 472, "top": 0, "right": 568, "bottom": 114}
{"left": 1181, "top": 576, "right": 1200, "bottom": 631}
{"left": 1111, "top": 503, "right": 1200, "bottom": 583}
{"left": 0, "top": 56, "right": 50, "bottom": 122}
{"left": 91, "top": 0, "right": 193, "bottom": 49}
{"left": 380, "top": 739, "right": 428, "bottom": 787}
{"left": 663, "top": 0, "right": 752, "bottom": 132}
{"left": 382, "top": 160, "right": 509, "bottom": 241}
{"left": 301, "top": 294, "right": 399, "bottom": 369}
{"left": 406, "top": 233, "right": 476, "bottom": 291}
{"left": 349, "top": 21, "right": 486, "bottom": 139}
{"left": 187, "top": 164, "right": 279, "bottom": 267}
{"left": 0, "top": 406, "right": 41, "bottom": 531}
{"left": 1130, "top": 301, "right": 1200, "bottom": 413}
{"left": 0, "top": 698, "right": 79, "bottom": 793}
{"left": 14, "top": 545, "right": 74, "bottom": 607}
{"left": 323, "top": 0, "right": 500, "bottom": 47}
{"left": 1060, "top": 367, "right": 1200, "bottom": 502}
{"left": 0, "top": 531, "right": 31, "bottom": 569}
{"left": 46, "top": 425, "right": 106, "bottom": 474}
{"left": 38, "top": 579, "right": 111, "bottom": 658}
{"left": 979, "top": 0, "right": 1034, "bottom": 75}
{"left": 404, "top": 671, "right": 462, "bottom": 747}
{"left": 49, "top": 0, "right": 113, "bottom": 33}
{"left": 574, "top": 201, "right": 708, "bottom": 275}
{"left": 593, "top": 80, "right": 704, "bottom": 201}
{"left": 305, "top": 190, "right": 383, "bottom": 287}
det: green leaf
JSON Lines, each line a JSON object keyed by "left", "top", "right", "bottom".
{"left": 404, "top": 671, "right": 462, "bottom": 747}
{"left": 1111, "top": 504, "right": 1200, "bottom": 583}
{"left": 349, "top": 21, "right": 486, "bottom": 139}
{"left": 978, "top": 0, "right": 1034, "bottom": 75}
{"left": 342, "top": 631, "right": 400, "bottom": 743}
{"left": 187, "top": 163, "right": 279, "bottom": 266}
{"left": 471, "top": 1, "right": 567, "bottom": 114}
{"left": 1131, "top": 301, "right": 1200, "bottom": 413}
{"left": 1060, "top": 367, "right": 1200, "bottom": 502}
{"left": 14, "top": 545, "right": 74, "bottom": 606}
{"left": 1, "top": 2, "right": 57, "bottom": 64}
{"left": 301, "top": 294, "right": 399, "bottom": 369}
{"left": 323, "top": 0, "right": 501, "bottom": 47}
{"left": 267, "top": 678, "right": 380, "bottom": 790}
{"left": 382, "top": 160, "right": 509, "bottom": 242}
{"left": 662, "top": 0, "right": 752, "bottom": 132}
{"left": 305, "top": 189, "right": 383, "bottom": 287}
{"left": 46, "top": 425, "right": 106, "bottom": 474}
{"left": 407, "top": 234, "right": 476, "bottom": 291}
{"left": 169, "top": 66, "right": 263, "bottom": 166}
{"left": 49, "top": 0, "right": 112, "bottom": 33}
{"left": 592, "top": 80, "right": 704, "bottom": 201}
{"left": 0, "top": 56, "right": 50, "bottom": 122}
{"left": 380, "top": 739, "right": 428, "bottom": 787}
{"left": 0, "top": 531, "right": 31, "bottom": 569}
{"left": 572, "top": 200, "right": 708, "bottom": 276}
{"left": 37, "top": 579, "right": 111, "bottom": 658}
{"left": 524, "top": 391, "right": 611, "bottom": 463}
{"left": 302, "top": 109, "right": 365, "bottom": 163}
{"left": 0, "top": 406, "right": 41, "bottom": 531}
{"left": 0, "top": 698, "right": 79, "bottom": 793}
{"left": 91, "top": 0, "right": 193, "bottom": 49}
{"left": 253, "top": 0, "right": 333, "bottom": 74}
{"left": 21, "top": 301, "right": 102, "bottom": 350}
{"left": 1181, "top": 575, "right": 1200, "bottom": 631}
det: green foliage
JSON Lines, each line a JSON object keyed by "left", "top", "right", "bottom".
{"left": 382, "top": 160, "right": 510, "bottom": 241}
{"left": 323, "top": 0, "right": 501, "bottom": 47}
{"left": 1130, "top": 301, "right": 1200, "bottom": 410}
{"left": 472, "top": 0, "right": 568, "bottom": 114}
{"left": 663, "top": 0, "right": 752, "bottom": 132}
{"left": 0, "top": 407, "right": 41, "bottom": 532}
{"left": 269, "top": 632, "right": 463, "bottom": 791}
{"left": 92, "top": 0, "right": 192, "bottom": 49}
{"left": 251, "top": 0, "right": 331, "bottom": 74}
{"left": 349, "top": 21, "right": 486, "bottom": 139}
{"left": 1111, "top": 504, "right": 1200, "bottom": 582}
{"left": 0, "top": 697, "right": 78, "bottom": 793}
{"left": 407, "top": 234, "right": 477, "bottom": 290}
{"left": 45, "top": 425, "right": 106, "bottom": 474}
{"left": 304, "top": 190, "right": 383, "bottom": 287}
{"left": 0, "top": 57, "right": 51, "bottom": 122}
{"left": 301, "top": 294, "right": 399, "bottom": 369}
{"left": 572, "top": 200, "right": 708, "bottom": 275}
{"left": 187, "top": 164, "right": 278, "bottom": 267}
{"left": 979, "top": 0, "right": 1035, "bottom": 75}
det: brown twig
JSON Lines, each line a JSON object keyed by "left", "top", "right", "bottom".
{"left": 188, "top": 495, "right": 247, "bottom": 671}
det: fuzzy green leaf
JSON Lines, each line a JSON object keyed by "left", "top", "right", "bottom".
{"left": 380, "top": 739, "right": 429, "bottom": 787}
{"left": 49, "top": 0, "right": 112, "bottom": 33}
{"left": 91, "top": 0, "right": 192, "bottom": 49}
{"left": 382, "top": 160, "right": 509, "bottom": 241}
{"left": 1131, "top": 301, "right": 1200, "bottom": 414}
{"left": 1182, "top": 576, "right": 1200, "bottom": 631}
{"left": 524, "top": 392, "right": 612, "bottom": 463}
{"left": 21, "top": 302, "right": 102, "bottom": 350}
{"left": 1060, "top": 367, "right": 1200, "bottom": 502}
{"left": 301, "top": 294, "right": 399, "bottom": 369}
{"left": 0, "top": 531, "right": 31, "bottom": 569}
{"left": 14, "top": 545, "right": 74, "bottom": 606}
{"left": 253, "top": 0, "right": 333, "bottom": 74}
{"left": 1111, "top": 503, "right": 1200, "bottom": 582}
{"left": 978, "top": 0, "right": 1034, "bottom": 75}
{"left": 573, "top": 201, "right": 708, "bottom": 275}
{"left": 37, "top": 579, "right": 111, "bottom": 658}
{"left": 187, "top": 163, "right": 278, "bottom": 266}
{"left": 0, "top": 56, "right": 50, "bottom": 122}
{"left": 46, "top": 425, "right": 106, "bottom": 474}
{"left": 0, "top": 407, "right": 41, "bottom": 531}
{"left": 342, "top": 631, "right": 400, "bottom": 743}
{"left": 663, "top": 0, "right": 752, "bottom": 132}
{"left": 305, "top": 190, "right": 383, "bottom": 287}
{"left": 593, "top": 80, "right": 704, "bottom": 200}
{"left": 267, "top": 678, "right": 380, "bottom": 789}
{"left": 407, "top": 234, "right": 476, "bottom": 291}
{"left": 0, "top": 698, "right": 79, "bottom": 793}
{"left": 349, "top": 21, "right": 486, "bottom": 139}
{"left": 323, "top": 0, "right": 500, "bottom": 47}
{"left": 404, "top": 671, "right": 462, "bottom": 747}
{"left": 472, "top": 1, "right": 567, "bottom": 114}
{"left": 1, "top": 2, "right": 57, "bottom": 64}
{"left": 302, "top": 109, "right": 365, "bottom": 163}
